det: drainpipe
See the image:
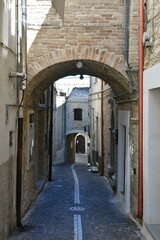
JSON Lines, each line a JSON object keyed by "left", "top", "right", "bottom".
{"left": 48, "top": 84, "right": 53, "bottom": 181}
{"left": 109, "top": 108, "right": 115, "bottom": 177}
{"left": 16, "top": 0, "right": 22, "bottom": 228}
{"left": 124, "top": 0, "right": 130, "bottom": 68}
{"left": 137, "top": 0, "right": 144, "bottom": 219}
{"left": 21, "top": 0, "right": 27, "bottom": 76}
{"left": 100, "top": 80, "right": 104, "bottom": 176}
{"left": 16, "top": 118, "right": 23, "bottom": 228}
{"left": 64, "top": 100, "right": 67, "bottom": 162}
{"left": 124, "top": 0, "right": 138, "bottom": 93}
{"left": 16, "top": 0, "right": 27, "bottom": 227}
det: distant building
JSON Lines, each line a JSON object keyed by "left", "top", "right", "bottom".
{"left": 66, "top": 87, "right": 89, "bottom": 163}
{"left": 55, "top": 90, "right": 66, "bottom": 164}
{"left": 55, "top": 87, "right": 89, "bottom": 164}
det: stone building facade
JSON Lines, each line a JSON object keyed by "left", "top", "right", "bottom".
{"left": 0, "top": 1, "right": 27, "bottom": 238}
{"left": 89, "top": 77, "right": 103, "bottom": 168}
{"left": 89, "top": 77, "right": 117, "bottom": 186}
{"left": 55, "top": 90, "right": 66, "bottom": 165}
{"left": 0, "top": 2, "right": 57, "bottom": 238}
{"left": 66, "top": 87, "right": 89, "bottom": 163}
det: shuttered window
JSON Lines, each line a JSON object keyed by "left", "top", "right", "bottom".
{"left": 74, "top": 108, "right": 82, "bottom": 120}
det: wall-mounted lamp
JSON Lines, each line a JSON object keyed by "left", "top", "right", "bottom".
{"left": 76, "top": 60, "right": 83, "bottom": 69}
{"left": 143, "top": 32, "right": 151, "bottom": 48}
{"left": 108, "top": 98, "right": 114, "bottom": 104}
{"left": 9, "top": 70, "right": 26, "bottom": 78}
{"left": 80, "top": 74, "right": 84, "bottom": 80}
{"left": 9, "top": 69, "right": 27, "bottom": 90}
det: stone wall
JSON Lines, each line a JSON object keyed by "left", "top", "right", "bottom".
{"left": 144, "top": 0, "right": 160, "bottom": 68}
{"left": 55, "top": 103, "right": 65, "bottom": 164}
{"left": 103, "top": 86, "right": 113, "bottom": 179}
{"left": 66, "top": 88, "right": 89, "bottom": 134}
{"left": 56, "top": 103, "right": 65, "bottom": 151}
{"left": 27, "top": 0, "right": 126, "bottom": 60}
{"left": 0, "top": 158, "right": 17, "bottom": 239}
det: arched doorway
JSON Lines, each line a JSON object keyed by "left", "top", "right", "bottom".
{"left": 76, "top": 135, "right": 85, "bottom": 154}
{"left": 66, "top": 132, "right": 89, "bottom": 163}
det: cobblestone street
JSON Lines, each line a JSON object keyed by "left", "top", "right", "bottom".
{"left": 9, "top": 159, "right": 146, "bottom": 240}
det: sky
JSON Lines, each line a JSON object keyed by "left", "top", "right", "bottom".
{"left": 55, "top": 75, "right": 90, "bottom": 96}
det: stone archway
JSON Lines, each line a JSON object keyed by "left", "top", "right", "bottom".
{"left": 25, "top": 55, "right": 131, "bottom": 108}
{"left": 27, "top": 47, "right": 128, "bottom": 88}
{"left": 23, "top": 56, "right": 132, "bottom": 183}
{"left": 22, "top": 56, "right": 136, "bottom": 219}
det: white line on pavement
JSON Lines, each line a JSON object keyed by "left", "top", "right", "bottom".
{"left": 74, "top": 214, "right": 83, "bottom": 240}
{"left": 71, "top": 165, "right": 83, "bottom": 240}
{"left": 71, "top": 164, "right": 80, "bottom": 204}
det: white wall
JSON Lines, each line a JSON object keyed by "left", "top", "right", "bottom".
{"left": 0, "top": 0, "right": 18, "bottom": 166}
{"left": 117, "top": 111, "right": 130, "bottom": 213}
{"left": 89, "top": 77, "right": 102, "bottom": 157}
{"left": 0, "top": 1, "right": 21, "bottom": 237}
{"left": 143, "top": 63, "right": 160, "bottom": 225}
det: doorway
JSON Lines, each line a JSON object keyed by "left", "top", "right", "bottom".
{"left": 143, "top": 65, "right": 160, "bottom": 239}
{"left": 76, "top": 135, "right": 85, "bottom": 154}
{"left": 145, "top": 88, "right": 160, "bottom": 225}
{"left": 117, "top": 111, "right": 130, "bottom": 213}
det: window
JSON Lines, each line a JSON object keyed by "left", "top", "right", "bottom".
{"left": 29, "top": 112, "right": 35, "bottom": 162}
{"left": 74, "top": 108, "right": 82, "bottom": 121}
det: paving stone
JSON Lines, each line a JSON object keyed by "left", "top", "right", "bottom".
{"left": 9, "top": 162, "right": 146, "bottom": 240}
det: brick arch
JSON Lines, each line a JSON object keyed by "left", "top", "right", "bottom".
{"left": 25, "top": 47, "right": 129, "bottom": 104}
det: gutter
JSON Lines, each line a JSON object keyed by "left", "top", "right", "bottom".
{"left": 48, "top": 85, "right": 53, "bottom": 181}
{"left": 124, "top": 0, "right": 130, "bottom": 67}
{"left": 137, "top": 0, "right": 144, "bottom": 219}
{"left": 124, "top": 0, "right": 138, "bottom": 93}
{"left": 16, "top": 0, "right": 27, "bottom": 227}
{"left": 64, "top": 100, "right": 67, "bottom": 162}
{"left": 100, "top": 80, "right": 104, "bottom": 176}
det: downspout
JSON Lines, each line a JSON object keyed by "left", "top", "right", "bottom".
{"left": 100, "top": 80, "right": 104, "bottom": 176}
{"left": 16, "top": 0, "right": 21, "bottom": 228}
{"left": 64, "top": 100, "right": 67, "bottom": 162}
{"left": 21, "top": 0, "right": 27, "bottom": 77}
{"left": 137, "top": 0, "right": 144, "bottom": 219}
{"left": 124, "top": 0, "right": 130, "bottom": 69}
{"left": 16, "top": 118, "right": 23, "bottom": 228}
{"left": 109, "top": 107, "right": 115, "bottom": 177}
{"left": 16, "top": 0, "right": 27, "bottom": 227}
{"left": 48, "top": 84, "right": 53, "bottom": 181}
{"left": 124, "top": 0, "right": 138, "bottom": 93}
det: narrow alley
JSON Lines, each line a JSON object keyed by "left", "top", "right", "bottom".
{"left": 9, "top": 156, "right": 145, "bottom": 240}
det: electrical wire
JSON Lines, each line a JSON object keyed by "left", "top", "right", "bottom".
{"left": 0, "top": 42, "right": 17, "bottom": 56}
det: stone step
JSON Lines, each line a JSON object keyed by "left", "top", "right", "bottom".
{"left": 91, "top": 166, "right": 98, "bottom": 173}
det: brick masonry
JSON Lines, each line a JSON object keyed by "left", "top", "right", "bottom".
{"left": 144, "top": 0, "right": 160, "bottom": 68}
{"left": 26, "top": 0, "right": 138, "bottom": 91}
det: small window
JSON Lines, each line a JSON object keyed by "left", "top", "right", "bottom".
{"left": 29, "top": 113, "right": 35, "bottom": 162}
{"left": 74, "top": 109, "right": 82, "bottom": 121}
{"left": 9, "top": 131, "right": 13, "bottom": 146}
